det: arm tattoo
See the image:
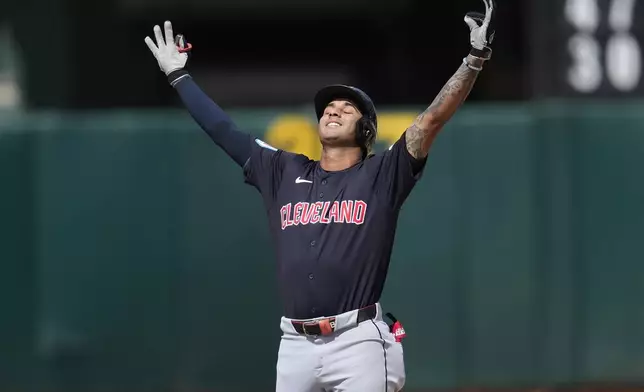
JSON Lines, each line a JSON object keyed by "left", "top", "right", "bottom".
{"left": 406, "top": 58, "right": 481, "bottom": 159}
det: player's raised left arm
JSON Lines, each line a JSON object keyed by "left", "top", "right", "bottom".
{"left": 405, "top": 0, "right": 495, "bottom": 160}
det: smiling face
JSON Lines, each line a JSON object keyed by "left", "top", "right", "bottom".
{"left": 317, "top": 99, "right": 363, "bottom": 148}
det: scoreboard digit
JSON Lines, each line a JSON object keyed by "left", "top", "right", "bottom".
{"left": 533, "top": 0, "right": 643, "bottom": 97}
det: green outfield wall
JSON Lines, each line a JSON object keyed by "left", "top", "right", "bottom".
{"left": 1, "top": 102, "right": 643, "bottom": 391}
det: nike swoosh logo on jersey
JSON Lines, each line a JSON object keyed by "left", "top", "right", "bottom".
{"left": 295, "top": 177, "right": 312, "bottom": 184}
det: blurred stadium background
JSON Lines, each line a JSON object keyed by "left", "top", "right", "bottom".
{"left": 2, "top": 0, "right": 644, "bottom": 391}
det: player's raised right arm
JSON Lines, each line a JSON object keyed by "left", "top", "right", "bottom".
{"left": 144, "top": 21, "right": 252, "bottom": 168}
{"left": 172, "top": 75, "right": 253, "bottom": 167}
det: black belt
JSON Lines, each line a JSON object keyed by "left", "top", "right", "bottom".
{"left": 291, "top": 304, "right": 377, "bottom": 336}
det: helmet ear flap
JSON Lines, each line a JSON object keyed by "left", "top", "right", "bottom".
{"left": 356, "top": 117, "right": 377, "bottom": 158}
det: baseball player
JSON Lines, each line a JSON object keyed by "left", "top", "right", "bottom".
{"left": 144, "top": 0, "right": 494, "bottom": 390}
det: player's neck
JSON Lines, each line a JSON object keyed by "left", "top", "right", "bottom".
{"left": 319, "top": 146, "right": 362, "bottom": 172}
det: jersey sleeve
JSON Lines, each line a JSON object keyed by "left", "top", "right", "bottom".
{"left": 373, "top": 130, "right": 428, "bottom": 209}
{"left": 243, "top": 138, "right": 296, "bottom": 202}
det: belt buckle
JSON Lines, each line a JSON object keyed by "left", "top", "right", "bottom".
{"left": 302, "top": 317, "right": 335, "bottom": 336}
{"left": 302, "top": 320, "right": 319, "bottom": 336}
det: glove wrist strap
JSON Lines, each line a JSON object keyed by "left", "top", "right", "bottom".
{"left": 469, "top": 46, "right": 492, "bottom": 61}
{"left": 167, "top": 69, "right": 191, "bottom": 87}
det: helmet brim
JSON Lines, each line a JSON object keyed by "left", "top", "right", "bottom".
{"left": 314, "top": 84, "right": 376, "bottom": 127}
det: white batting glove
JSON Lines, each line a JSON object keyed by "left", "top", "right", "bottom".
{"left": 144, "top": 21, "right": 190, "bottom": 85}
{"left": 464, "top": 0, "right": 495, "bottom": 60}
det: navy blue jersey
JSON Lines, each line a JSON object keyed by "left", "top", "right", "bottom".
{"left": 244, "top": 132, "right": 427, "bottom": 319}
{"left": 170, "top": 76, "right": 427, "bottom": 320}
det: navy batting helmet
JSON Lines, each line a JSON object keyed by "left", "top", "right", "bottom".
{"left": 314, "top": 84, "right": 378, "bottom": 158}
